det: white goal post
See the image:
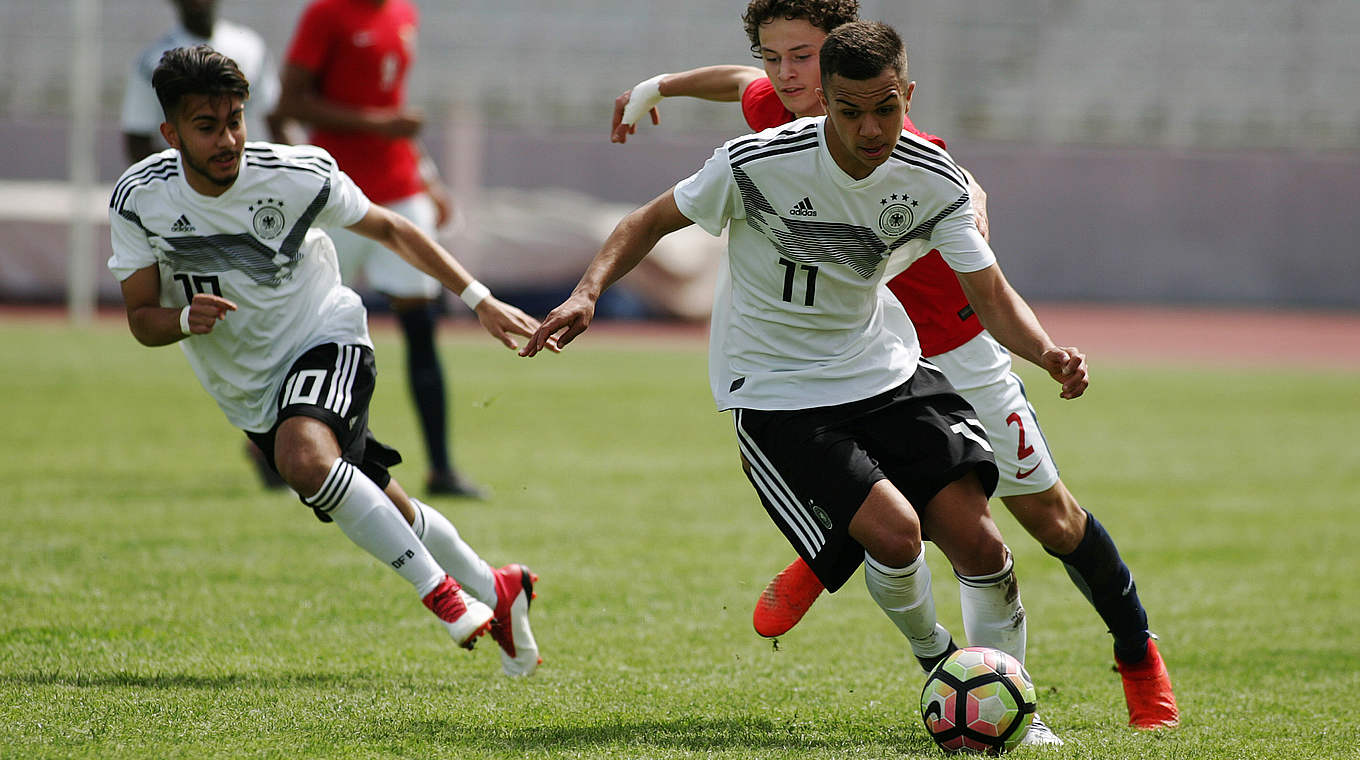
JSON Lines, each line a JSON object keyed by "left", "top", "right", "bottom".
{"left": 67, "top": 0, "right": 101, "bottom": 323}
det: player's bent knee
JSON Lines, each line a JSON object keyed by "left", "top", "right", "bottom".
{"left": 1002, "top": 482, "right": 1085, "bottom": 553}
{"left": 851, "top": 480, "right": 924, "bottom": 566}
{"left": 272, "top": 451, "right": 335, "bottom": 497}
{"left": 948, "top": 524, "right": 1010, "bottom": 576}
{"left": 272, "top": 417, "right": 344, "bottom": 496}
{"left": 863, "top": 532, "right": 925, "bottom": 569}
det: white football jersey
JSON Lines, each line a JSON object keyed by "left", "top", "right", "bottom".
{"left": 674, "top": 116, "right": 996, "bottom": 411}
{"left": 121, "top": 20, "right": 280, "bottom": 143}
{"left": 108, "top": 142, "right": 372, "bottom": 432}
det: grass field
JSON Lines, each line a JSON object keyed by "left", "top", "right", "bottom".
{"left": 2, "top": 318, "right": 1358, "bottom": 759}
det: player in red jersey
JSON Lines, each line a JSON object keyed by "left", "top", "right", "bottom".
{"left": 610, "top": 0, "right": 1177, "bottom": 731}
{"left": 275, "top": 0, "right": 484, "bottom": 499}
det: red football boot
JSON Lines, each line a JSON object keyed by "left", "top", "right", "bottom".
{"left": 490, "top": 564, "right": 541, "bottom": 676}
{"left": 752, "top": 557, "right": 825, "bottom": 638}
{"left": 1116, "top": 639, "right": 1180, "bottom": 729}
{"left": 422, "top": 575, "right": 493, "bottom": 650}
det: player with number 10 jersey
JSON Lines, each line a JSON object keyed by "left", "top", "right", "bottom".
{"left": 108, "top": 142, "right": 372, "bottom": 433}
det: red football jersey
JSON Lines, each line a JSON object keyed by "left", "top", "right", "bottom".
{"left": 284, "top": 0, "right": 424, "bottom": 203}
{"left": 740, "top": 77, "right": 984, "bottom": 357}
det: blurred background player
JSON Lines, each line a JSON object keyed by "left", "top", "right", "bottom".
{"left": 121, "top": 0, "right": 288, "bottom": 488}
{"left": 274, "top": 0, "right": 483, "bottom": 498}
{"left": 611, "top": 0, "right": 1177, "bottom": 730}
{"left": 121, "top": 0, "right": 281, "bottom": 164}
{"left": 108, "top": 45, "right": 541, "bottom": 676}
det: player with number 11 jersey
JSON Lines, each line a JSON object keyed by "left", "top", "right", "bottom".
{"left": 676, "top": 117, "right": 993, "bottom": 412}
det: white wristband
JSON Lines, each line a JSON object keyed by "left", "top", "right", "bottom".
{"left": 621, "top": 73, "right": 667, "bottom": 127}
{"left": 178, "top": 305, "right": 192, "bottom": 336}
{"left": 460, "top": 280, "right": 490, "bottom": 310}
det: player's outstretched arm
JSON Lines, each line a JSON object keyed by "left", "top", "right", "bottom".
{"left": 521, "top": 189, "right": 695, "bottom": 356}
{"left": 955, "top": 264, "right": 1088, "bottom": 399}
{"left": 118, "top": 265, "right": 237, "bottom": 346}
{"left": 346, "top": 205, "right": 542, "bottom": 351}
{"left": 612, "top": 66, "right": 765, "bottom": 143}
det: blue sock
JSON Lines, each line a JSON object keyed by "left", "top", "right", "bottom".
{"left": 1047, "top": 510, "right": 1150, "bottom": 663}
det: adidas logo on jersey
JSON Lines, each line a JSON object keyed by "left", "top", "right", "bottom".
{"left": 169, "top": 214, "right": 196, "bottom": 233}
{"left": 788, "top": 197, "right": 817, "bottom": 217}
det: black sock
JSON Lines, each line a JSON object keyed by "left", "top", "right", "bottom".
{"left": 396, "top": 305, "right": 451, "bottom": 475}
{"left": 1047, "top": 509, "right": 1150, "bottom": 663}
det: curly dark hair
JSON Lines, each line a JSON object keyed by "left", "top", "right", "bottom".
{"left": 742, "top": 0, "right": 860, "bottom": 55}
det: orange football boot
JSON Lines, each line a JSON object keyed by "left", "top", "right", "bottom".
{"left": 1116, "top": 639, "right": 1180, "bottom": 729}
{"left": 752, "top": 557, "right": 825, "bottom": 638}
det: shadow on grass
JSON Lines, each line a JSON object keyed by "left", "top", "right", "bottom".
{"left": 411, "top": 715, "right": 931, "bottom": 755}
{"left": 5, "top": 669, "right": 939, "bottom": 755}
{"left": 4, "top": 669, "right": 354, "bottom": 690}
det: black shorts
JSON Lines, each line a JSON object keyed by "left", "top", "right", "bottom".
{"left": 734, "top": 362, "right": 998, "bottom": 592}
{"left": 245, "top": 343, "right": 402, "bottom": 519}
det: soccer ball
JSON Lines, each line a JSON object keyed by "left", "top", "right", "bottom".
{"left": 920, "top": 647, "right": 1037, "bottom": 754}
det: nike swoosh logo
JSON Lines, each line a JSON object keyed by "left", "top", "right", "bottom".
{"left": 1016, "top": 460, "right": 1043, "bottom": 479}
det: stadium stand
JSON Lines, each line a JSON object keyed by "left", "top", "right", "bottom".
{"left": 3, "top": 0, "right": 1357, "bottom": 151}
{"left": 1, "top": 0, "right": 1358, "bottom": 311}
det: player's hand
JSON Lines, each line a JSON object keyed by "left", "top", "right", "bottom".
{"left": 186, "top": 293, "right": 237, "bottom": 335}
{"left": 520, "top": 294, "right": 594, "bottom": 357}
{"left": 1040, "top": 346, "right": 1088, "bottom": 399}
{"left": 474, "top": 297, "right": 558, "bottom": 353}
{"left": 611, "top": 89, "right": 660, "bottom": 144}
{"left": 379, "top": 110, "right": 424, "bottom": 138}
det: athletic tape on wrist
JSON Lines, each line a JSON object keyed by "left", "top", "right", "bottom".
{"left": 622, "top": 74, "right": 666, "bottom": 126}
{"left": 179, "top": 305, "right": 192, "bottom": 336}
{"left": 460, "top": 280, "right": 490, "bottom": 310}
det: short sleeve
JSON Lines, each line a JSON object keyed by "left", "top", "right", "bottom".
{"left": 120, "top": 49, "right": 164, "bottom": 134}
{"left": 251, "top": 49, "right": 281, "bottom": 117}
{"left": 930, "top": 198, "right": 996, "bottom": 273}
{"left": 741, "top": 77, "right": 795, "bottom": 131}
{"left": 107, "top": 204, "right": 159, "bottom": 282}
{"left": 903, "top": 114, "right": 946, "bottom": 150}
{"left": 315, "top": 162, "right": 372, "bottom": 229}
{"left": 672, "top": 146, "right": 742, "bottom": 237}
{"left": 284, "top": 2, "right": 332, "bottom": 73}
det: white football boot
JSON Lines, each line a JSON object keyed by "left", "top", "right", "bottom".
{"left": 490, "top": 564, "right": 541, "bottom": 676}
{"left": 422, "top": 575, "right": 494, "bottom": 649}
{"left": 1019, "top": 715, "right": 1065, "bottom": 747}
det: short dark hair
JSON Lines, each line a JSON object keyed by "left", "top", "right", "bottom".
{"left": 151, "top": 45, "right": 250, "bottom": 120}
{"left": 819, "top": 21, "right": 907, "bottom": 86}
{"left": 742, "top": 0, "right": 860, "bottom": 55}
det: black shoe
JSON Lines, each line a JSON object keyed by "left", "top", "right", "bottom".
{"left": 917, "top": 637, "right": 959, "bottom": 674}
{"left": 427, "top": 470, "right": 488, "bottom": 499}
{"left": 244, "top": 442, "right": 288, "bottom": 490}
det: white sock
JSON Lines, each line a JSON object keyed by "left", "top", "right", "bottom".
{"left": 865, "top": 549, "right": 952, "bottom": 659}
{"left": 957, "top": 547, "right": 1027, "bottom": 663}
{"left": 304, "top": 459, "right": 445, "bottom": 598}
{"left": 409, "top": 498, "right": 497, "bottom": 606}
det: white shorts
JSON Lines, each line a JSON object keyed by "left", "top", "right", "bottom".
{"left": 926, "top": 331, "right": 1060, "bottom": 498}
{"left": 329, "top": 192, "right": 441, "bottom": 300}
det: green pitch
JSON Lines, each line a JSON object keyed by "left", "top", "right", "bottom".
{"left": 2, "top": 319, "right": 1357, "bottom": 759}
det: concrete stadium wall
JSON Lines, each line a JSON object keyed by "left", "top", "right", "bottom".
{"left": 1, "top": 119, "right": 1355, "bottom": 309}
{"left": 467, "top": 128, "right": 1360, "bottom": 309}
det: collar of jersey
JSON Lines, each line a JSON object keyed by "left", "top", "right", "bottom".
{"left": 817, "top": 118, "right": 890, "bottom": 190}
{"left": 174, "top": 148, "right": 249, "bottom": 201}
